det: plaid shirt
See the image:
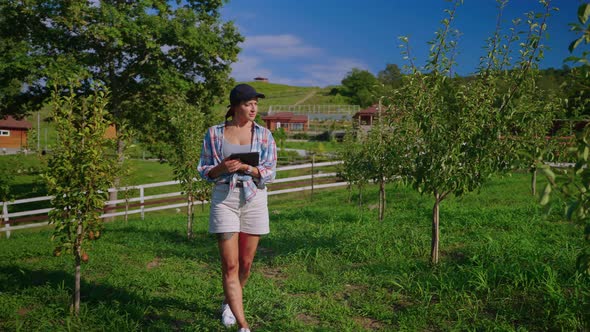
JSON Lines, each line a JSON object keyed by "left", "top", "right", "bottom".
{"left": 198, "top": 122, "right": 277, "bottom": 202}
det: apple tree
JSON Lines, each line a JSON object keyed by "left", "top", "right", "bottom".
{"left": 45, "top": 84, "right": 114, "bottom": 314}
{"left": 386, "top": 0, "right": 553, "bottom": 264}
{"left": 168, "top": 98, "right": 210, "bottom": 239}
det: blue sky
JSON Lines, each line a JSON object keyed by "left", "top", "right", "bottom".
{"left": 220, "top": 0, "right": 583, "bottom": 87}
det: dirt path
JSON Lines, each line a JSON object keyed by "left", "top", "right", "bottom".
{"left": 293, "top": 89, "right": 318, "bottom": 105}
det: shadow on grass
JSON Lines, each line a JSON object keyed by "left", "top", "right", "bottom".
{"left": 11, "top": 182, "right": 47, "bottom": 200}
{"left": 103, "top": 225, "right": 220, "bottom": 263}
{"left": 0, "top": 265, "right": 216, "bottom": 329}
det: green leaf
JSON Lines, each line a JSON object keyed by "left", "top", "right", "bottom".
{"left": 569, "top": 37, "right": 583, "bottom": 53}
{"left": 578, "top": 4, "right": 590, "bottom": 25}
{"left": 541, "top": 166, "right": 556, "bottom": 182}
{"left": 566, "top": 202, "right": 579, "bottom": 220}
{"left": 540, "top": 184, "right": 552, "bottom": 206}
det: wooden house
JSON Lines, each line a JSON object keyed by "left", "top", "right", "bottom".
{"left": 0, "top": 116, "right": 32, "bottom": 150}
{"left": 352, "top": 104, "right": 379, "bottom": 126}
{"left": 261, "top": 112, "right": 309, "bottom": 132}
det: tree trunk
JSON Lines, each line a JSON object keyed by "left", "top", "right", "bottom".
{"left": 358, "top": 185, "right": 363, "bottom": 208}
{"left": 124, "top": 189, "right": 129, "bottom": 223}
{"left": 379, "top": 177, "right": 386, "bottom": 221}
{"left": 310, "top": 154, "right": 315, "bottom": 202}
{"left": 73, "top": 220, "right": 82, "bottom": 314}
{"left": 347, "top": 184, "right": 352, "bottom": 203}
{"left": 531, "top": 167, "right": 537, "bottom": 196}
{"left": 74, "top": 256, "right": 81, "bottom": 314}
{"left": 431, "top": 194, "right": 440, "bottom": 265}
{"left": 187, "top": 194, "right": 194, "bottom": 239}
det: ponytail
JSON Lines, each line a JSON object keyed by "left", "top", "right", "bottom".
{"left": 225, "top": 106, "right": 235, "bottom": 121}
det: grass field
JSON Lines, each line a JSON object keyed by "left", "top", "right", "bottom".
{"left": 0, "top": 173, "right": 588, "bottom": 331}
{"left": 209, "top": 82, "right": 340, "bottom": 118}
{"left": 283, "top": 141, "right": 340, "bottom": 152}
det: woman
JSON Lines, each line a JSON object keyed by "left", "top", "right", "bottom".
{"left": 198, "top": 84, "right": 277, "bottom": 332}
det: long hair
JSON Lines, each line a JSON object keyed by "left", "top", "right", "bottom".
{"left": 225, "top": 106, "right": 235, "bottom": 122}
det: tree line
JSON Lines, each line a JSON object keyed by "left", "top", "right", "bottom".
{"left": 337, "top": 62, "right": 588, "bottom": 120}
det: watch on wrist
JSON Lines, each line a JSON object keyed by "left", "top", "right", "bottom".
{"left": 244, "top": 165, "right": 252, "bottom": 175}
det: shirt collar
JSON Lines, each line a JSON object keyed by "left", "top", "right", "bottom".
{"left": 218, "top": 121, "right": 264, "bottom": 131}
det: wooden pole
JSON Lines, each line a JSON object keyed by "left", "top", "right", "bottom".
{"left": 311, "top": 154, "right": 315, "bottom": 201}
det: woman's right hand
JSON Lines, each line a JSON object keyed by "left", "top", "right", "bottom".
{"left": 219, "top": 157, "right": 244, "bottom": 174}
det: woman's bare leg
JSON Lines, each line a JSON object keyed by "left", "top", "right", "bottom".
{"left": 218, "top": 233, "right": 248, "bottom": 329}
{"left": 238, "top": 232, "right": 261, "bottom": 287}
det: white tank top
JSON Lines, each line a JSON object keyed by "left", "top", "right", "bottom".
{"left": 222, "top": 139, "right": 251, "bottom": 159}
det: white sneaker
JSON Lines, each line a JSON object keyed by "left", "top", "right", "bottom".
{"left": 221, "top": 303, "right": 236, "bottom": 327}
{"left": 238, "top": 329, "right": 251, "bottom": 332}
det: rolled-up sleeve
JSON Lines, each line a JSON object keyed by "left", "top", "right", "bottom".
{"left": 256, "top": 130, "right": 277, "bottom": 185}
{"left": 198, "top": 128, "right": 217, "bottom": 182}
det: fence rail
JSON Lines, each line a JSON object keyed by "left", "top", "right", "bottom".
{"left": 1, "top": 161, "right": 344, "bottom": 237}
{"left": 268, "top": 105, "right": 360, "bottom": 114}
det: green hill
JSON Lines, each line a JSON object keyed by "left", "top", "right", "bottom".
{"left": 25, "top": 81, "right": 352, "bottom": 153}
{"left": 212, "top": 81, "right": 353, "bottom": 115}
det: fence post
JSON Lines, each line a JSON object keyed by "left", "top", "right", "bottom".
{"left": 140, "top": 186, "right": 145, "bottom": 220}
{"left": 311, "top": 154, "right": 315, "bottom": 201}
{"left": 2, "top": 201, "right": 10, "bottom": 239}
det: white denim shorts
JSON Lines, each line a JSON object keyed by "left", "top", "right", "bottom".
{"left": 209, "top": 184, "right": 270, "bottom": 235}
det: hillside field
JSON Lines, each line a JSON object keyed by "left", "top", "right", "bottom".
{"left": 22, "top": 81, "right": 351, "bottom": 157}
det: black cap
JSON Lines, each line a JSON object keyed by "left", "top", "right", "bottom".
{"left": 229, "top": 84, "right": 265, "bottom": 106}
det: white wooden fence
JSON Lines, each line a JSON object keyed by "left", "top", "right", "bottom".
{"left": 1, "top": 161, "right": 345, "bottom": 237}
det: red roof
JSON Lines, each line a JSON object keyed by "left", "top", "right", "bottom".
{"left": 353, "top": 104, "right": 380, "bottom": 118}
{"left": 262, "top": 112, "right": 308, "bottom": 123}
{"left": 0, "top": 115, "right": 32, "bottom": 129}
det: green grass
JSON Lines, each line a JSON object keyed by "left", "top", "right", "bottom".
{"left": 211, "top": 82, "right": 355, "bottom": 116}
{"left": 25, "top": 105, "right": 57, "bottom": 152}
{"left": 124, "top": 160, "right": 174, "bottom": 185}
{"left": 282, "top": 140, "right": 341, "bottom": 152}
{"left": 0, "top": 173, "right": 588, "bottom": 331}
{"left": 207, "top": 82, "right": 318, "bottom": 116}
{"left": 3, "top": 155, "right": 177, "bottom": 201}
{"left": 300, "top": 87, "right": 354, "bottom": 106}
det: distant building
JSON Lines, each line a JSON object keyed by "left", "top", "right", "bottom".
{"left": 0, "top": 115, "right": 32, "bottom": 150}
{"left": 261, "top": 112, "right": 308, "bottom": 132}
{"left": 254, "top": 77, "right": 269, "bottom": 82}
{"left": 352, "top": 104, "right": 380, "bottom": 126}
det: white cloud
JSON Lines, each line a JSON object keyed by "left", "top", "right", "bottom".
{"left": 270, "top": 76, "right": 322, "bottom": 87}
{"left": 301, "top": 58, "right": 370, "bottom": 87}
{"left": 231, "top": 55, "right": 272, "bottom": 82}
{"left": 231, "top": 33, "right": 368, "bottom": 87}
{"left": 243, "top": 34, "right": 321, "bottom": 57}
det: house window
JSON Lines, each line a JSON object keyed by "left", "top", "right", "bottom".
{"left": 289, "top": 123, "right": 304, "bottom": 131}
{"left": 0, "top": 130, "right": 9, "bottom": 136}
{"left": 276, "top": 122, "right": 281, "bottom": 129}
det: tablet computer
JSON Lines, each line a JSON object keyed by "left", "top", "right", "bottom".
{"left": 228, "top": 152, "right": 259, "bottom": 167}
